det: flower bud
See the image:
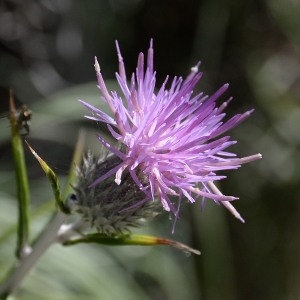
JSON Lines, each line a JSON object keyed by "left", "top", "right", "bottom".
{"left": 69, "top": 152, "right": 160, "bottom": 235}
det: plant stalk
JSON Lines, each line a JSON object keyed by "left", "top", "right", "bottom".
{"left": 0, "top": 212, "right": 66, "bottom": 299}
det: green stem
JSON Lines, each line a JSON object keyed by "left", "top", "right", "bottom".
{"left": 9, "top": 92, "right": 31, "bottom": 258}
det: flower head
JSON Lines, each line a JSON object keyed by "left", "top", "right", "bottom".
{"left": 80, "top": 40, "right": 261, "bottom": 225}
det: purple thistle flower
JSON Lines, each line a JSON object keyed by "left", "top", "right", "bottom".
{"left": 79, "top": 40, "right": 261, "bottom": 225}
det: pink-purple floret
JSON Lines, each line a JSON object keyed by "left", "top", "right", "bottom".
{"left": 79, "top": 39, "right": 261, "bottom": 223}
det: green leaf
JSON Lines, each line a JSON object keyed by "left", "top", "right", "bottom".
{"left": 63, "top": 233, "right": 201, "bottom": 255}
{"left": 26, "top": 142, "right": 70, "bottom": 215}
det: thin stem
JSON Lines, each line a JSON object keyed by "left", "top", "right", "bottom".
{"left": 9, "top": 91, "right": 31, "bottom": 258}
{"left": 0, "top": 212, "right": 66, "bottom": 299}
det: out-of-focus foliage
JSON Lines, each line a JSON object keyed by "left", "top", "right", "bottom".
{"left": 0, "top": 0, "right": 300, "bottom": 299}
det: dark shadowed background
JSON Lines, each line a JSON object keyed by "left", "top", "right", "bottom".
{"left": 1, "top": 0, "right": 300, "bottom": 299}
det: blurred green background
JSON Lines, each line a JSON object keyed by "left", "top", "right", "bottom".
{"left": 0, "top": 0, "right": 300, "bottom": 299}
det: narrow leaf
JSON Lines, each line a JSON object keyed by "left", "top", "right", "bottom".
{"left": 26, "top": 142, "right": 70, "bottom": 214}
{"left": 63, "top": 233, "right": 201, "bottom": 255}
